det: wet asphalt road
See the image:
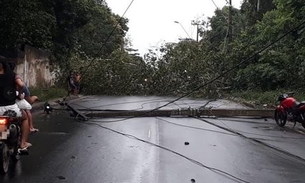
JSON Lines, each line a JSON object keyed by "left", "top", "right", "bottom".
{"left": 2, "top": 96, "right": 305, "bottom": 183}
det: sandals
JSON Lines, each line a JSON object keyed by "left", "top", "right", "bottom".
{"left": 20, "top": 142, "right": 32, "bottom": 149}
{"left": 18, "top": 142, "right": 32, "bottom": 154}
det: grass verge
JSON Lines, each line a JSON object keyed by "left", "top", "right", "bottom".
{"left": 227, "top": 90, "right": 305, "bottom": 109}
{"left": 29, "top": 87, "right": 67, "bottom": 102}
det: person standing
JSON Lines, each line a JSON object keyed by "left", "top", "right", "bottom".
{"left": 67, "top": 70, "right": 76, "bottom": 96}
{"left": 74, "top": 71, "right": 81, "bottom": 95}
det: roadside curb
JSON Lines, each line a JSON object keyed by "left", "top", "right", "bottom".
{"left": 31, "top": 95, "right": 84, "bottom": 113}
{"left": 31, "top": 98, "right": 62, "bottom": 113}
{"left": 228, "top": 97, "right": 275, "bottom": 109}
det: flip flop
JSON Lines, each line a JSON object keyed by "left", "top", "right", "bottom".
{"left": 26, "top": 142, "right": 32, "bottom": 147}
{"left": 18, "top": 147, "right": 29, "bottom": 155}
{"left": 30, "top": 128, "right": 39, "bottom": 133}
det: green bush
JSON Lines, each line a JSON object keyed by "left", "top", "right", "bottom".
{"left": 229, "top": 90, "right": 305, "bottom": 108}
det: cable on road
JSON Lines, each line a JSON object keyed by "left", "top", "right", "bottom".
{"left": 70, "top": 96, "right": 305, "bottom": 139}
{"left": 196, "top": 117, "right": 305, "bottom": 164}
{"left": 81, "top": 120, "right": 251, "bottom": 183}
{"left": 156, "top": 117, "right": 237, "bottom": 137}
{"left": 209, "top": 117, "right": 305, "bottom": 139}
{"left": 199, "top": 99, "right": 305, "bottom": 140}
{"left": 157, "top": 117, "right": 305, "bottom": 140}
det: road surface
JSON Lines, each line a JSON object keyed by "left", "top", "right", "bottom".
{"left": 2, "top": 96, "right": 305, "bottom": 183}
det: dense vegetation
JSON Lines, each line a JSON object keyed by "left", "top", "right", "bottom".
{"left": 0, "top": 0, "right": 304, "bottom": 99}
{"left": 143, "top": 0, "right": 305, "bottom": 98}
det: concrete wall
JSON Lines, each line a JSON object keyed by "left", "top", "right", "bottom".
{"left": 21, "top": 46, "right": 56, "bottom": 87}
{"left": 1, "top": 45, "right": 56, "bottom": 88}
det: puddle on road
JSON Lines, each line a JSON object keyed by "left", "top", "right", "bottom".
{"left": 38, "top": 132, "right": 69, "bottom": 135}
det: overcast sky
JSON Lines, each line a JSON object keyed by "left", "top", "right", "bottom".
{"left": 106, "top": 0, "right": 242, "bottom": 56}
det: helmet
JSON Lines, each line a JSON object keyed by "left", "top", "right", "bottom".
{"left": 278, "top": 94, "right": 288, "bottom": 102}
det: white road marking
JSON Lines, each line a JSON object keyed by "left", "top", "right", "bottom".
{"left": 148, "top": 129, "right": 151, "bottom": 138}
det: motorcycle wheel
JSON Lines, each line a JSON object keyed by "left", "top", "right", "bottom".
{"left": 11, "top": 128, "right": 21, "bottom": 161}
{"left": 274, "top": 109, "right": 287, "bottom": 127}
{"left": 10, "top": 145, "right": 20, "bottom": 162}
{"left": 0, "top": 144, "right": 10, "bottom": 174}
{"left": 299, "top": 113, "right": 305, "bottom": 129}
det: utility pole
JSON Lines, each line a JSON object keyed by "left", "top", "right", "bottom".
{"left": 222, "top": 0, "right": 232, "bottom": 53}
{"left": 191, "top": 20, "right": 200, "bottom": 42}
{"left": 228, "top": 0, "right": 233, "bottom": 43}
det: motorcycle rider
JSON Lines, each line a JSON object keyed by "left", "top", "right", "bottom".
{"left": 0, "top": 58, "right": 31, "bottom": 151}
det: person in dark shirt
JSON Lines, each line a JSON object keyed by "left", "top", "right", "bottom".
{"left": 67, "top": 70, "right": 76, "bottom": 96}
{"left": 0, "top": 58, "right": 31, "bottom": 150}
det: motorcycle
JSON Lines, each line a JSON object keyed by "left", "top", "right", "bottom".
{"left": 274, "top": 93, "right": 305, "bottom": 129}
{"left": 0, "top": 110, "right": 27, "bottom": 174}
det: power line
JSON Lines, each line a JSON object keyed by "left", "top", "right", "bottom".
{"left": 148, "top": 20, "right": 305, "bottom": 113}
{"left": 197, "top": 117, "right": 305, "bottom": 163}
{"left": 81, "top": 0, "right": 136, "bottom": 78}
{"left": 72, "top": 20, "right": 305, "bottom": 123}
{"left": 211, "top": 0, "right": 220, "bottom": 9}
{"left": 62, "top": 0, "right": 136, "bottom": 99}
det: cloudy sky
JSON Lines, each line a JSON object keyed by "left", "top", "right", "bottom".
{"left": 106, "top": 0, "right": 242, "bottom": 55}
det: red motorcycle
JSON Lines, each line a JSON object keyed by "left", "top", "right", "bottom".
{"left": 274, "top": 93, "right": 305, "bottom": 128}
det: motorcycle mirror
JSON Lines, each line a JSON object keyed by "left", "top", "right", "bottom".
{"left": 288, "top": 92, "right": 294, "bottom": 97}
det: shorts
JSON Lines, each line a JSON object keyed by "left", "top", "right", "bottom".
{"left": 16, "top": 99, "right": 32, "bottom": 110}
{"left": 24, "top": 86, "right": 30, "bottom": 98}
{"left": 0, "top": 104, "right": 22, "bottom": 117}
{"left": 75, "top": 82, "right": 80, "bottom": 90}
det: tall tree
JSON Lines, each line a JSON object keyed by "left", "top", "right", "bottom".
{"left": 235, "top": 0, "right": 305, "bottom": 90}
